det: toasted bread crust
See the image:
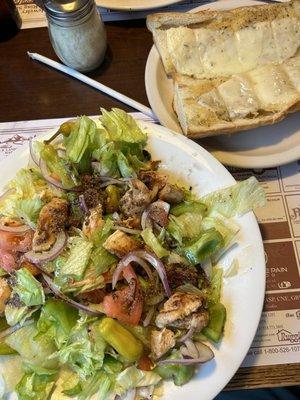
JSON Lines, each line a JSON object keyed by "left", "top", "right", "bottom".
{"left": 147, "top": 1, "right": 300, "bottom": 138}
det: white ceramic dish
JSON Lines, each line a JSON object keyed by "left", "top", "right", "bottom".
{"left": 97, "top": 0, "right": 182, "bottom": 11}
{"left": 145, "top": 0, "right": 300, "bottom": 168}
{"left": 0, "top": 120, "right": 265, "bottom": 400}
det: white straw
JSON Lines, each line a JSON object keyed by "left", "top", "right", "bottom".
{"left": 27, "top": 52, "right": 156, "bottom": 119}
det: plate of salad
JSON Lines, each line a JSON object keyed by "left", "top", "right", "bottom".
{"left": 0, "top": 109, "right": 266, "bottom": 400}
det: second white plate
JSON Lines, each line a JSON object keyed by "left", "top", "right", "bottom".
{"left": 97, "top": 0, "right": 182, "bottom": 11}
{"left": 145, "top": 0, "right": 300, "bottom": 169}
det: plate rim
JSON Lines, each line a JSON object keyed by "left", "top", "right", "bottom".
{"left": 96, "top": 0, "right": 182, "bottom": 11}
{"left": 0, "top": 119, "right": 266, "bottom": 400}
{"left": 144, "top": 0, "right": 300, "bottom": 169}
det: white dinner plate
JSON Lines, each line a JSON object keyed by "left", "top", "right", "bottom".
{"left": 145, "top": 0, "right": 300, "bottom": 168}
{"left": 0, "top": 119, "right": 265, "bottom": 400}
{"left": 97, "top": 0, "right": 182, "bottom": 11}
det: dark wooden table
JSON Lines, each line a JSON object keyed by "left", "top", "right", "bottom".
{"left": 0, "top": 20, "right": 299, "bottom": 391}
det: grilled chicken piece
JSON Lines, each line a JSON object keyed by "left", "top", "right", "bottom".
{"left": 158, "top": 184, "right": 184, "bottom": 204}
{"left": 139, "top": 170, "right": 167, "bottom": 191}
{"left": 155, "top": 291, "right": 204, "bottom": 328}
{"left": 170, "top": 310, "right": 209, "bottom": 330}
{"left": 83, "top": 204, "right": 105, "bottom": 239}
{"left": 151, "top": 328, "right": 176, "bottom": 359}
{"left": 147, "top": 200, "right": 170, "bottom": 228}
{"left": 32, "top": 198, "right": 68, "bottom": 252}
{"left": 103, "top": 230, "right": 140, "bottom": 258}
{"left": 0, "top": 278, "right": 11, "bottom": 313}
{"left": 120, "top": 179, "right": 152, "bottom": 219}
{"left": 165, "top": 263, "right": 198, "bottom": 291}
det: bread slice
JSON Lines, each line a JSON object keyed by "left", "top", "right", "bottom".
{"left": 173, "top": 53, "right": 300, "bottom": 138}
{"left": 147, "top": 1, "right": 300, "bottom": 79}
{"left": 147, "top": 1, "right": 300, "bottom": 138}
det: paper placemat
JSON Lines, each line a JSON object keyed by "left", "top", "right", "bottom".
{"left": 1, "top": 113, "right": 299, "bottom": 368}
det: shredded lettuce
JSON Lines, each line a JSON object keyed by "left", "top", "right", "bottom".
{"left": 99, "top": 108, "right": 146, "bottom": 144}
{"left": 61, "top": 370, "right": 82, "bottom": 396}
{"left": 37, "top": 142, "right": 78, "bottom": 189}
{"left": 37, "top": 300, "right": 78, "bottom": 348}
{"left": 117, "top": 152, "right": 137, "bottom": 178}
{"left": 201, "top": 177, "right": 266, "bottom": 218}
{"left": 141, "top": 228, "right": 169, "bottom": 258}
{"left": 92, "top": 142, "right": 119, "bottom": 178}
{"left": 154, "top": 352, "right": 195, "bottom": 386}
{"left": 116, "top": 366, "right": 161, "bottom": 391}
{"left": 0, "top": 168, "right": 48, "bottom": 220}
{"left": 208, "top": 267, "right": 223, "bottom": 305}
{"left": 64, "top": 116, "right": 96, "bottom": 164}
{"left": 5, "top": 304, "right": 37, "bottom": 327}
{"left": 15, "top": 372, "right": 57, "bottom": 400}
{"left": 13, "top": 268, "right": 45, "bottom": 307}
{"left": 50, "top": 317, "right": 105, "bottom": 380}
{"left": 58, "top": 237, "right": 93, "bottom": 280}
{"left": 168, "top": 213, "right": 203, "bottom": 244}
{"left": 5, "top": 323, "right": 58, "bottom": 371}
{"left": 170, "top": 201, "right": 206, "bottom": 217}
{"left": 182, "top": 228, "right": 224, "bottom": 265}
{"left": 202, "top": 211, "right": 240, "bottom": 247}
{"left": 72, "top": 371, "right": 112, "bottom": 400}
{"left": 14, "top": 198, "right": 43, "bottom": 229}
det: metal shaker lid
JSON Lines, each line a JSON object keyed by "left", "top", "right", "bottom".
{"left": 43, "top": 0, "right": 94, "bottom": 22}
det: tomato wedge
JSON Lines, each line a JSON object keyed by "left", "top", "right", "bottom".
{"left": 0, "top": 248, "right": 17, "bottom": 272}
{"left": 103, "top": 265, "right": 143, "bottom": 325}
{"left": 137, "top": 355, "right": 154, "bottom": 371}
{"left": 0, "top": 230, "right": 32, "bottom": 253}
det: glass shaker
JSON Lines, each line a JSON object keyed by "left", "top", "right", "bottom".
{"left": 43, "top": 0, "right": 107, "bottom": 72}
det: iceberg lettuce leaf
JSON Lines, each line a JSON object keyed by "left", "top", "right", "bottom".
{"left": 14, "top": 268, "right": 45, "bottom": 307}
{"left": 37, "top": 300, "right": 78, "bottom": 348}
{"left": 201, "top": 177, "right": 266, "bottom": 218}
{"left": 99, "top": 108, "right": 146, "bottom": 144}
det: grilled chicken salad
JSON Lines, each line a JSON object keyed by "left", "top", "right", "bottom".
{"left": 0, "top": 109, "right": 265, "bottom": 399}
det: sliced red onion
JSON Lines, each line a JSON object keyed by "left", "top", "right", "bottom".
{"left": 0, "top": 188, "right": 15, "bottom": 203}
{"left": 118, "top": 389, "right": 136, "bottom": 400}
{"left": 79, "top": 194, "right": 89, "bottom": 214}
{"left": 112, "top": 250, "right": 171, "bottom": 297}
{"left": 194, "top": 341, "right": 215, "bottom": 362}
{"left": 0, "top": 318, "right": 34, "bottom": 340}
{"left": 137, "top": 386, "right": 154, "bottom": 400}
{"left": 39, "top": 159, "right": 65, "bottom": 190}
{"left": 29, "top": 138, "right": 40, "bottom": 166}
{"left": 99, "top": 179, "right": 129, "bottom": 189}
{"left": 112, "top": 253, "right": 154, "bottom": 289}
{"left": 43, "top": 274, "right": 103, "bottom": 316}
{"left": 158, "top": 358, "right": 210, "bottom": 365}
{"left": 141, "top": 200, "right": 170, "bottom": 230}
{"left": 141, "top": 209, "right": 152, "bottom": 231}
{"left": 25, "top": 231, "right": 67, "bottom": 264}
{"left": 0, "top": 224, "right": 31, "bottom": 235}
{"left": 179, "top": 327, "right": 196, "bottom": 343}
{"left": 112, "top": 212, "right": 120, "bottom": 221}
{"left": 143, "top": 306, "right": 155, "bottom": 327}
{"left": 112, "top": 225, "right": 141, "bottom": 235}
{"left": 179, "top": 340, "right": 215, "bottom": 363}
{"left": 181, "top": 339, "right": 199, "bottom": 359}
